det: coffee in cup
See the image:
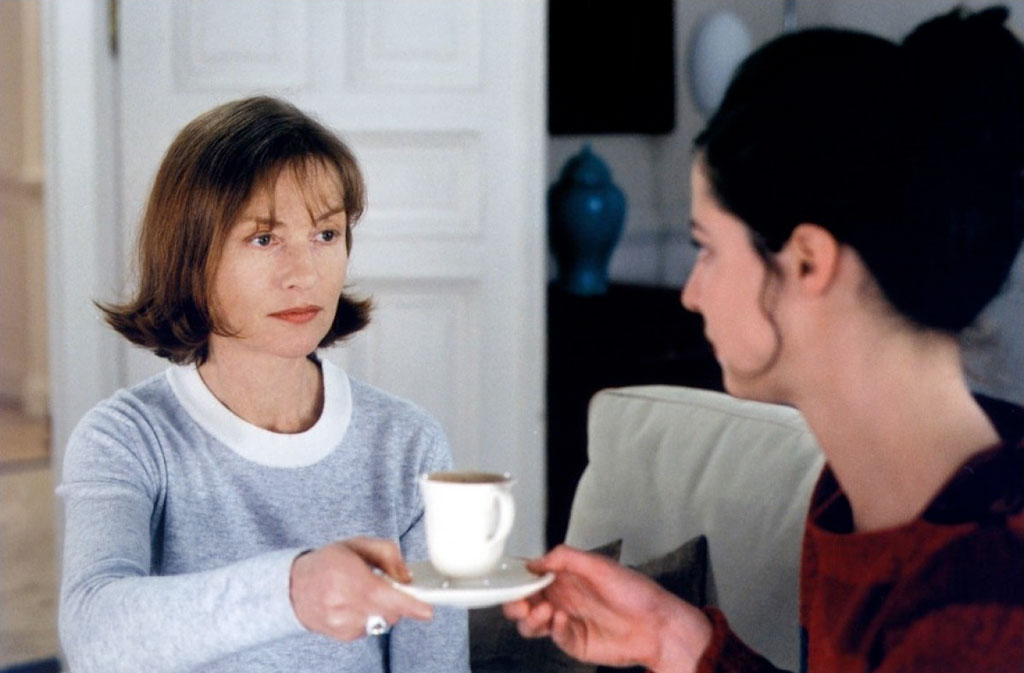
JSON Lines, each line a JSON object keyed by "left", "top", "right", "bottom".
{"left": 419, "top": 471, "right": 515, "bottom": 578}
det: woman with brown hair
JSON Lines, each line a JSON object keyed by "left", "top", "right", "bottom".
{"left": 58, "top": 96, "right": 469, "bottom": 673}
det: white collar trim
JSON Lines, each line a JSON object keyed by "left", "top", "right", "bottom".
{"left": 165, "top": 357, "right": 352, "bottom": 468}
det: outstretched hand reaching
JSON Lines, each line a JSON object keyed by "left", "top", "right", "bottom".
{"left": 502, "top": 545, "right": 712, "bottom": 673}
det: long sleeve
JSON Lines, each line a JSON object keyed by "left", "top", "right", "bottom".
{"left": 58, "top": 413, "right": 307, "bottom": 673}
{"left": 695, "top": 608, "right": 790, "bottom": 673}
{"left": 59, "top": 365, "right": 472, "bottom": 672}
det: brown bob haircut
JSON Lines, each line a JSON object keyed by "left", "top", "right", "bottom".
{"left": 100, "top": 96, "right": 372, "bottom": 365}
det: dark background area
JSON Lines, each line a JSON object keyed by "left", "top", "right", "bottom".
{"left": 545, "top": 283, "right": 723, "bottom": 548}
{"left": 548, "top": 0, "right": 676, "bottom": 135}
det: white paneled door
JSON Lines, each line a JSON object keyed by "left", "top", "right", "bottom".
{"left": 109, "top": 0, "right": 546, "bottom": 554}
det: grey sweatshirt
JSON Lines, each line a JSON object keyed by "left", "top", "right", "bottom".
{"left": 58, "top": 358, "right": 469, "bottom": 673}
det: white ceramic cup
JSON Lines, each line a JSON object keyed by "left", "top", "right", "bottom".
{"left": 419, "top": 471, "right": 516, "bottom": 578}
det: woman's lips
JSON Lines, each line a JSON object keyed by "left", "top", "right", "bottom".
{"left": 269, "top": 306, "right": 321, "bottom": 324}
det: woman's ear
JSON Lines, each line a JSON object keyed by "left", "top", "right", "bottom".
{"left": 786, "top": 223, "right": 841, "bottom": 295}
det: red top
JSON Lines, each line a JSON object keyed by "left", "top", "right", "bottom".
{"left": 697, "top": 396, "right": 1024, "bottom": 673}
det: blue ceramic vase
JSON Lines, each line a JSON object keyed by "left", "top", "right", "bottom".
{"left": 548, "top": 145, "right": 626, "bottom": 295}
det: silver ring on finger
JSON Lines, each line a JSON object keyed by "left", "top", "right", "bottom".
{"left": 365, "top": 614, "right": 390, "bottom": 637}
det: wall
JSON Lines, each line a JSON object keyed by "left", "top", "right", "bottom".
{"left": 0, "top": 0, "right": 47, "bottom": 417}
{"left": 802, "top": 0, "right": 1024, "bottom": 37}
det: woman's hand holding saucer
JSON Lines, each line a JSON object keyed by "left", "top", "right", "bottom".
{"left": 289, "top": 537, "right": 434, "bottom": 641}
{"left": 502, "top": 545, "right": 713, "bottom": 673}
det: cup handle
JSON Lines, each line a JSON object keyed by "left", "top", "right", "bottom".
{"left": 488, "top": 489, "right": 516, "bottom": 543}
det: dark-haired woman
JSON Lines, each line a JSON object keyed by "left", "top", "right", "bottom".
{"left": 58, "top": 97, "right": 469, "bottom": 673}
{"left": 505, "top": 8, "right": 1024, "bottom": 673}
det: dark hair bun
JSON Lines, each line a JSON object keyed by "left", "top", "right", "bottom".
{"left": 695, "top": 6, "right": 1024, "bottom": 334}
{"left": 895, "top": 6, "right": 1024, "bottom": 331}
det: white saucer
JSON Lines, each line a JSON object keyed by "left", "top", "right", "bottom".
{"left": 391, "top": 557, "right": 554, "bottom": 609}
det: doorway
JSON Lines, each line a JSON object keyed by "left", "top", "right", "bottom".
{"left": 0, "top": 2, "right": 60, "bottom": 668}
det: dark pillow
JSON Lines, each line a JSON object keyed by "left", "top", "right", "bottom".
{"left": 630, "top": 534, "right": 710, "bottom": 611}
{"left": 469, "top": 536, "right": 709, "bottom": 673}
{"left": 595, "top": 535, "right": 712, "bottom": 673}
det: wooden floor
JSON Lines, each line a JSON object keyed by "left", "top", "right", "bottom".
{"left": 0, "top": 407, "right": 60, "bottom": 667}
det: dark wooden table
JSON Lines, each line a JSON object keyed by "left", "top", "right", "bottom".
{"left": 545, "top": 283, "right": 724, "bottom": 548}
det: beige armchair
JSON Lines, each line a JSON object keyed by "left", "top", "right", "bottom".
{"left": 566, "top": 385, "right": 824, "bottom": 671}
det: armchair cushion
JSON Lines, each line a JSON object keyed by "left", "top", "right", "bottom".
{"left": 565, "top": 386, "right": 824, "bottom": 671}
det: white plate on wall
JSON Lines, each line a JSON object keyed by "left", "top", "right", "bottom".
{"left": 390, "top": 557, "right": 554, "bottom": 609}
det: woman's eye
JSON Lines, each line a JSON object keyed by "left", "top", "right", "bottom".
{"left": 689, "top": 237, "right": 710, "bottom": 256}
{"left": 251, "top": 234, "right": 273, "bottom": 247}
{"left": 689, "top": 237, "right": 713, "bottom": 263}
{"left": 317, "top": 229, "right": 339, "bottom": 243}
